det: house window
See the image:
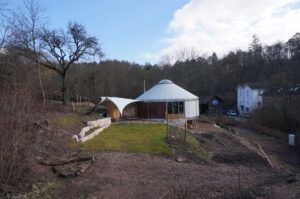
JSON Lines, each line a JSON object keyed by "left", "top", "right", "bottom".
{"left": 173, "top": 102, "right": 179, "bottom": 114}
{"left": 167, "top": 101, "right": 184, "bottom": 114}
{"left": 246, "top": 107, "right": 249, "bottom": 112}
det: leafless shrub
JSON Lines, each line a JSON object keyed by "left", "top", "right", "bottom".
{"left": 0, "top": 84, "right": 39, "bottom": 191}
{"left": 253, "top": 106, "right": 300, "bottom": 133}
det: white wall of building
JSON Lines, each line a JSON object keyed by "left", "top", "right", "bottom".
{"left": 185, "top": 99, "right": 199, "bottom": 118}
{"left": 237, "top": 85, "right": 263, "bottom": 114}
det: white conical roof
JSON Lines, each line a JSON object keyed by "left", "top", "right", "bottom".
{"left": 136, "top": 79, "right": 198, "bottom": 102}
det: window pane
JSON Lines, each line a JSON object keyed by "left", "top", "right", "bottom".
{"left": 173, "top": 102, "right": 179, "bottom": 114}
{"left": 179, "top": 102, "right": 184, "bottom": 114}
{"left": 167, "top": 102, "right": 173, "bottom": 114}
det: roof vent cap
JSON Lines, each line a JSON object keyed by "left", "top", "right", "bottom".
{"left": 159, "top": 79, "right": 173, "bottom": 84}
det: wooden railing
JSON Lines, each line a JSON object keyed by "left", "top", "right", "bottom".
{"left": 165, "top": 113, "right": 186, "bottom": 120}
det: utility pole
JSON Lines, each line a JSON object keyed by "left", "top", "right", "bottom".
{"left": 143, "top": 80, "right": 146, "bottom": 93}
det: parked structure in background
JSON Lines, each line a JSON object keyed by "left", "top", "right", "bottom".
{"left": 199, "top": 95, "right": 224, "bottom": 115}
{"left": 237, "top": 83, "right": 266, "bottom": 115}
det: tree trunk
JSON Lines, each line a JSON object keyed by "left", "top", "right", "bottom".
{"left": 37, "top": 60, "right": 46, "bottom": 119}
{"left": 62, "top": 74, "right": 67, "bottom": 106}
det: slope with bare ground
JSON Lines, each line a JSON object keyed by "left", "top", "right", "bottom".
{"left": 13, "top": 106, "right": 300, "bottom": 198}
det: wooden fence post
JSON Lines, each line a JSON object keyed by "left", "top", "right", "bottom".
{"left": 167, "top": 117, "right": 169, "bottom": 136}
{"left": 184, "top": 120, "right": 187, "bottom": 143}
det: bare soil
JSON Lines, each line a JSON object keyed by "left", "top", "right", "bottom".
{"left": 53, "top": 152, "right": 290, "bottom": 199}
{"left": 233, "top": 126, "right": 300, "bottom": 170}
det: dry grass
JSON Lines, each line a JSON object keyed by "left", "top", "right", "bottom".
{"left": 0, "top": 85, "right": 40, "bottom": 190}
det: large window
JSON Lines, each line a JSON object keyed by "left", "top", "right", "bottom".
{"left": 167, "top": 101, "right": 184, "bottom": 114}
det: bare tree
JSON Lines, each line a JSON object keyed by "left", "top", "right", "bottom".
{"left": 159, "top": 54, "right": 172, "bottom": 67}
{"left": 40, "top": 22, "right": 103, "bottom": 106}
{"left": 175, "top": 48, "right": 199, "bottom": 62}
{"left": 0, "top": 0, "right": 9, "bottom": 49}
{"left": 9, "top": 0, "right": 47, "bottom": 118}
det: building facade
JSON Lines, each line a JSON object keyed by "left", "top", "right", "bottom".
{"left": 237, "top": 83, "right": 265, "bottom": 115}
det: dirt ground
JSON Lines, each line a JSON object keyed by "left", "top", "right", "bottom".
{"left": 17, "top": 110, "right": 300, "bottom": 199}
{"left": 233, "top": 126, "right": 300, "bottom": 170}
{"left": 53, "top": 152, "right": 298, "bottom": 199}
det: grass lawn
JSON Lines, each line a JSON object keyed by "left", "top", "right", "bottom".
{"left": 74, "top": 123, "right": 172, "bottom": 156}
{"left": 55, "top": 114, "right": 101, "bottom": 128}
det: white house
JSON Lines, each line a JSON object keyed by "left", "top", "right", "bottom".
{"left": 237, "top": 83, "right": 265, "bottom": 115}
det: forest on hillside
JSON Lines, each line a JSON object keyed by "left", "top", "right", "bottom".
{"left": 65, "top": 33, "right": 300, "bottom": 102}
{"left": 2, "top": 33, "right": 300, "bottom": 102}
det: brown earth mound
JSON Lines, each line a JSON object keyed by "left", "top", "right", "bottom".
{"left": 194, "top": 131, "right": 268, "bottom": 166}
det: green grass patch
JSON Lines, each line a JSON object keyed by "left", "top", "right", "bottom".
{"left": 73, "top": 124, "right": 171, "bottom": 156}
{"left": 82, "top": 114, "right": 102, "bottom": 122}
{"left": 55, "top": 114, "right": 101, "bottom": 128}
{"left": 56, "top": 115, "right": 82, "bottom": 128}
{"left": 185, "top": 134, "right": 209, "bottom": 162}
{"left": 171, "top": 129, "right": 209, "bottom": 162}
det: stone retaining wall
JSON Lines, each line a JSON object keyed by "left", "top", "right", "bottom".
{"left": 72, "top": 117, "right": 111, "bottom": 142}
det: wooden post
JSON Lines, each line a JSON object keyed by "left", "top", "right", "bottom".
{"left": 167, "top": 113, "right": 169, "bottom": 131}
{"left": 167, "top": 114, "right": 169, "bottom": 137}
{"left": 184, "top": 120, "right": 187, "bottom": 143}
{"left": 147, "top": 103, "right": 150, "bottom": 119}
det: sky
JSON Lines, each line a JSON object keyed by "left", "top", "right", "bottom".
{"left": 10, "top": 0, "right": 300, "bottom": 64}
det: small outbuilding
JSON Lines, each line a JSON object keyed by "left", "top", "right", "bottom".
{"left": 100, "top": 97, "right": 138, "bottom": 120}
{"left": 199, "top": 95, "right": 225, "bottom": 115}
{"left": 136, "top": 79, "right": 199, "bottom": 120}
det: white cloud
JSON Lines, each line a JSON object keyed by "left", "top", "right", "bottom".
{"left": 139, "top": 52, "right": 161, "bottom": 64}
{"left": 157, "top": 0, "right": 300, "bottom": 62}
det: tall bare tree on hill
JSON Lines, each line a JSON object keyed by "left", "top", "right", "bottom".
{"left": 9, "top": 0, "right": 48, "bottom": 118}
{"left": 40, "top": 22, "right": 103, "bottom": 106}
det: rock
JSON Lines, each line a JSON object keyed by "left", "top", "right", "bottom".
{"left": 176, "top": 157, "right": 186, "bottom": 162}
{"left": 285, "top": 173, "right": 297, "bottom": 183}
{"left": 32, "top": 184, "right": 40, "bottom": 193}
{"left": 286, "top": 177, "right": 297, "bottom": 183}
{"left": 72, "top": 135, "right": 79, "bottom": 142}
{"left": 52, "top": 161, "right": 92, "bottom": 178}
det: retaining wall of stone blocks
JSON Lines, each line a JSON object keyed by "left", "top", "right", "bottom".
{"left": 72, "top": 117, "right": 111, "bottom": 142}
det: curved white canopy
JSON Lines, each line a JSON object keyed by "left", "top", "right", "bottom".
{"left": 100, "top": 97, "right": 139, "bottom": 114}
{"left": 136, "top": 79, "right": 198, "bottom": 102}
